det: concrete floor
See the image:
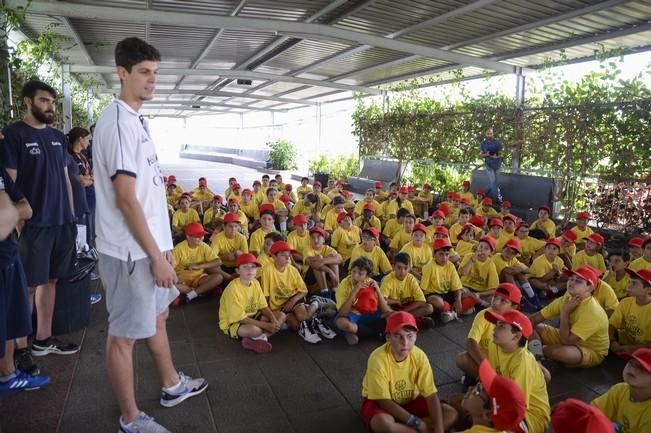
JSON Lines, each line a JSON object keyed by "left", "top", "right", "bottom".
{"left": 0, "top": 159, "right": 626, "bottom": 433}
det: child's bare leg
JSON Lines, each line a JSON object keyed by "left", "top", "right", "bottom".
{"left": 455, "top": 351, "right": 479, "bottom": 379}
{"left": 195, "top": 274, "right": 224, "bottom": 295}
{"left": 335, "top": 317, "right": 357, "bottom": 334}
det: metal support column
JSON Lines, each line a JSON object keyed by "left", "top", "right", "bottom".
{"left": 61, "top": 64, "right": 73, "bottom": 133}
{"left": 86, "top": 89, "right": 94, "bottom": 124}
{"left": 512, "top": 67, "right": 525, "bottom": 173}
{"left": 316, "top": 102, "right": 322, "bottom": 150}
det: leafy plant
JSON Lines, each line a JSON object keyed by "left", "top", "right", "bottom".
{"left": 403, "top": 163, "right": 468, "bottom": 194}
{"left": 308, "top": 154, "right": 359, "bottom": 182}
{"left": 267, "top": 139, "right": 298, "bottom": 170}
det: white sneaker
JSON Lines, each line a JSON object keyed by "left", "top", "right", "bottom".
{"left": 160, "top": 372, "right": 208, "bottom": 408}
{"left": 298, "top": 320, "right": 321, "bottom": 344}
{"left": 310, "top": 295, "right": 337, "bottom": 318}
{"left": 119, "top": 412, "right": 170, "bottom": 433}
{"left": 441, "top": 311, "right": 459, "bottom": 324}
{"left": 313, "top": 317, "right": 336, "bottom": 340}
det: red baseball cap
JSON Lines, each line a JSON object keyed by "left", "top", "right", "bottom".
{"left": 223, "top": 213, "right": 240, "bottom": 224}
{"left": 478, "top": 360, "right": 526, "bottom": 432}
{"left": 437, "top": 203, "right": 450, "bottom": 217}
{"left": 551, "top": 399, "right": 615, "bottom": 433}
{"left": 561, "top": 230, "right": 578, "bottom": 243}
{"left": 476, "top": 188, "right": 486, "bottom": 195}
{"left": 177, "top": 194, "right": 191, "bottom": 203}
{"left": 488, "top": 218, "right": 503, "bottom": 228}
{"left": 462, "top": 180, "right": 470, "bottom": 187}
{"left": 538, "top": 205, "right": 551, "bottom": 213}
{"left": 412, "top": 223, "right": 427, "bottom": 234}
{"left": 585, "top": 233, "right": 605, "bottom": 246}
{"left": 232, "top": 183, "right": 241, "bottom": 190}
{"left": 355, "top": 286, "right": 379, "bottom": 314}
{"left": 385, "top": 311, "right": 418, "bottom": 334}
{"left": 337, "top": 211, "right": 352, "bottom": 223}
{"left": 167, "top": 175, "right": 176, "bottom": 182}
{"left": 258, "top": 203, "right": 275, "bottom": 214}
{"left": 269, "top": 241, "right": 296, "bottom": 256}
{"left": 279, "top": 194, "right": 290, "bottom": 204}
{"left": 620, "top": 348, "right": 651, "bottom": 373}
{"left": 495, "top": 282, "right": 522, "bottom": 304}
{"left": 363, "top": 227, "right": 380, "bottom": 240}
{"left": 479, "top": 235, "right": 496, "bottom": 251}
{"left": 450, "top": 193, "right": 460, "bottom": 201}
{"left": 184, "top": 222, "right": 208, "bottom": 238}
{"left": 576, "top": 211, "right": 590, "bottom": 220}
{"left": 515, "top": 221, "right": 529, "bottom": 231}
{"left": 340, "top": 190, "right": 351, "bottom": 199}
{"left": 460, "top": 198, "right": 471, "bottom": 205}
{"left": 546, "top": 237, "right": 561, "bottom": 249}
{"left": 399, "top": 186, "right": 409, "bottom": 194}
{"left": 501, "top": 200, "right": 512, "bottom": 209}
{"left": 374, "top": 181, "right": 383, "bottom": 188}
{"left": 310, "top": 226, "right": 327, "bottom": 238}
{"left": 625, "top": 268, "right": 651, "bottom": 286}
{"left": 504, "top": 238, "right": 521, "bottom": 253}
{"left": 293, "top": 214, "right": 308, "bottom": 225}
{"left": 485, "top": 309, "right": 533, "bottom": 338}
{"left": 434, "top": 226, "right": 449, "bottom": 236}
{"left": 481, "top": 197, "right": 493, "bottom": 205}
{"left": 242, "top": 188, "right": 252, "bottom": 196}
{"left": 628, "top": 237, "right": 645, "bottom": 248}
{"left": 502, "top": 214, "right": 517, "bottom": 224}
{"left": 563, "top": 265, "right": 599, "bottom": 288}
{"left": 470, "top": 215, "right": 485, "bottom": 228}
{"left": 407, "top": 186, "right": 416, "bottom": 192}
{"left": 314, "top": 181, "right": 321, "bottom": 187}
{"left": 431, "top": 210, "right": 446, "bottom": 220}
{"left": 432, "top": 238, "right": 452, "bottom": 252}
{"left": 212, "top": 194, "right": 223, "bottom": 203}
{"left": 363, "top": 203, "right": 375, "bottom": 212}
{"left": 253, "top": 180, "right": 261, "bottom": 186}
{"left": 235, "top": 253, "right": 261, "bottom": 268}
{"left": 285, "top": 184, "right": 292, "bottom": 190}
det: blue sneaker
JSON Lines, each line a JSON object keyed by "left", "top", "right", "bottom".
{"left": 90, "top": 293, "right": 103, "bottom": 305}
{"left": 0, "top": 370, "right": 50, "bottom": 394}
{"left": 159, "top": 372, "right": 208, "bottom": 408}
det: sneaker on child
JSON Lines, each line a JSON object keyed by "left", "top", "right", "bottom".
{"left": 310, "top": 295, "right": 337, "bottom": 317}
{"left": 344, "top": 332, "right": 359, "bottom": 345}
{"left": 31, "top": 337, "right": 79, "bottom": 357}
{"left": 14, "top": 348, "right": 40, "bottom": 376}
{"left": 241, "top": 336, "right": 273, "bottom": 353}
{"left": 313, "top": 317, "right": 336, "bottom": 339}
{"left": 0, "top": 369, "right": 50, "bottom": 394}
{"left": 298, "top": 320, "right": 321, "bottom": 344}
{"left": 119, "top": 411, "right": 170, "bottom": 433}
{"left": 440, "top": 311, "right": 459, "bottom": 324}
{"left": 159, "top": 371, "right": 208, "bottom": 408}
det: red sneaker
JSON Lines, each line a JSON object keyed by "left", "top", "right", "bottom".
{"left": 241, "top": 337, "right": 272, "bottom": 353}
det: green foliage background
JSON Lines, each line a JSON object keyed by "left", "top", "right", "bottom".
{"left": 308, "top": 154, "right": 359, "bottom": 181}
{"left": 267, "top": 139, "right": 298, "bottom": 170}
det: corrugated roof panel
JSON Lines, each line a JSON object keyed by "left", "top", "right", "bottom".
{"left": 265, "top": 40, "right": 353, "bottom": 72}
{"left": 348, "top": 57, "right": 449, "bottom": 84}
{"left": 151, "top": 0, "right": 241, "bottom": 15}
{"left": 148, "top": 24, "right": 216, "bottom": 61}
{"left": 202, "top": 29, "right": 278, "bottom": 65}
{"left": 251, "top": 81, "right": 309, "bottom": 95}
{"left": 308, "top": 46, "right": 408, "bottom": 77}
{"left": 65, "top": 0, "right": 148, "bottom": 9}
{"left": 239, "top": 0, "right": 333, "bottom": 21}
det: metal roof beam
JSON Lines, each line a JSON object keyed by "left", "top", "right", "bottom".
{"left": 99, "top": 88, "right": 318, "bottom": 105}
{"left": 144, "top": 100, "right": 288, "bottom": 113}
{"left": 11, "top": 0, "right": 517, "bottom": 74}
{"left": 141, "top": 105, "right": 233, "bottom": 113}
{"left": 58, "top": 17, "right": 109, "bottom": 89}
{"left": 69, "top": 64, "right": 380, "bottom": 95}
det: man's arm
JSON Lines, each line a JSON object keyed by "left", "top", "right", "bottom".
{"left": 0, "top": 191, "right": 18, "bottom": 239}
{"left": 64, "top": 166, "right": 75, "bottom": 219}
{"left": 113, "top": 174, "right": 177, "bottom": 287}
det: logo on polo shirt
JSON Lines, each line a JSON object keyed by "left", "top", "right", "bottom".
{"left": 51, "top": 141, "right": 62, "bottom": 146}
{"left": 25, "top": 142, "right": 41, "bottom": 155}
{"left": 0, "top": 177, "right": 5, "bottom": 191}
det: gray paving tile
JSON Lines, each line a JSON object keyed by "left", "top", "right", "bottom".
{"left": 288, "top": 405, "right": 365, "bottom": 433}
{"left": 1, "top": 415, "right": 60, "bottom": 433}
{"left": 59, "top": 407, "right": 121, "bottom": 433}
{"left": 135, "top": 338, "right": 197, "bottom": 370}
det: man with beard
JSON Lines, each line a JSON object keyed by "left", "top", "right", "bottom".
{"left": 93, "top": 37, "right": 207, "bottom": 433}
{"left": 0, "top": 80, "right": 78, "bottom": 377}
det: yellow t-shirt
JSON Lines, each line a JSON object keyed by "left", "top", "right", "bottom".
{"left": 240, "top": 201, "right": 259, "bottom": 221}
{"left": 467, "top": 308, "right": 495, "bottom": 354}
{"left": 335, "top": 275, "right": 374, "bottom": 314}
{"left": 561, "top": 242, "right": 576, "bottom": 258}
{"left": 629, "top": 256, "right": 651, "bottom": 272}
{"left": 218, "top": 278, "right": 268, "bottom": 335}
{"left": 354, "top": 215, "right": 382, "bottom": 231}
{"left": 297, "top": 185, "right": 312, "bottom": 200}
{"left": 458, "top": 424, "right": 504, "bottom": 433}
{"left": 541, "top": 295, "right": 609, "bottom": 357}
{"left": 290, "top": 200, "right": 312, "bottom": 217}
{"left": 421, "top": 260, "right": 462, "bottom": 295}
{"left": 605, "top": 272, "right": 631, "bottom": 299}
{"left": 255, "top": 252, "right": 273, "bottom": 279}
{"left": 331, "top": 226, "right": 362, "bottom": 261}
{"left": 400, "top": 242, "right": 433, "bottom": 273}
{"left": 459, "top": 191, "right": 474, "bottom": 204}
{"left": 253, "top": 189, "right": 266, "bottom": 206}
{"left": 380, "top": 272, "right": 426, "bottom": 304}
{"left": 572, "top": 250, "right": 607, "bottom": 274}
{"left": 530, "top": 218, "right": 556, "bottom": 237}
{"left": 210, "top": 232, "right": 248, "bottom": 267}
{"left": 384, "top": 199, "right": 414, "bottom": 218}
{"left": 518, "top": 236, "right": 546, "bottom": 263}
{"left": 456, "top": 240, "right": 477, "bottom": 259}
{"left": 609, "top": 297, "right": 651, "bottom": 345}
{"left": 354, "top": 199, "right": 382, "bottom": 217}
{"left": 460, "top": 255, "right": 499, "bottom": 292}
{"left": 592, "top": 383, "right": 651, "bottom": 433}
{"left": 389, "top": 229, "right": 413, "bottom": 250}
{"left": 349, "top": 245, "right": 392, "bottom": 276}
{"left": 260, "top": 263, "right": 307, "bottom": 311}
{"left": 495, "top": 231, "right": 515, "bottom": 252}
{"left": 361, "top": 343, "right": 437, "bottom": 404}
{"left": 570, "top": 225, "right": 593, "bottom": 244}
{"left": 192, "top": 187, "right": 215, "bottom": 203}
{"left": 593, "top": 280, "right": 619, "bottom": 313}
{"left": 487, "top": 345, "right": 551, "bottom": 433}
{"left": 528, "top": 254, "right": 564, "bottom": 279}
{"left": 172, "top": 240, "right": 218, "bottom": 280}
{"left": 171, "top": 208, "right": 200, "bottom": 231}
{"left": 449, "top": 222, "right": 464, "bottom": 245}
{"left": 323, "top": 208, "right": 344, "bottom": 232}
{"left": 203, "top": 207, "right": 225, "bottom": 227}
{"left": 287, "top": 230, "right": 310, "bottom": 257}
{"left": 491, "top": 254, "right": 524, "bottom": 277}
{"left": 476, "top": 207, "right": 498, "bottom": 218}
{"left": 249, "top": 227, "right": 274, "bottom": 255}
{"left": 302, "top": 244, "right": 339, "bottom": 274}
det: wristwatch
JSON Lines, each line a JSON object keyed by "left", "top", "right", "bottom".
{"left": 406, "top": 414, "right": 422, "bottom": 429}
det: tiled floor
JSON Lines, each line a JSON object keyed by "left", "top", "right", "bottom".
{"left": 0, "top": 159, "right": 627, "bottom": 433}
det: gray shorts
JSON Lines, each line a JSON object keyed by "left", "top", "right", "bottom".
{"left": 98, "top": 253, "right": 179, "bottom": 339}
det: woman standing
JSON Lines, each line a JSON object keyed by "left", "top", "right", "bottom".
{"left": 66, "top": 127, "right": 95, "bottom": 245}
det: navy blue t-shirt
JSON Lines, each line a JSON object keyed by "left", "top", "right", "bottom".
{"left": 66, "top": 152, "right": 89, "bottom": 217}
{"left": 480, "top": 138, "right": 502, "bottom": 170}
{"left": 0, "top": 121, "right": 73, "bottom": 226}
{"left": 0, "top": 167, "right": 24, "bottom": 268}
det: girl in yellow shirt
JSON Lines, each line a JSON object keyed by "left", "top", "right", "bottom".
{"left": 459, "top": 236, "right": 499, "bottom": 307}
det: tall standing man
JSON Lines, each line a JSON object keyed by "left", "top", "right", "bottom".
{"left": 93, "top": 37, "right": 207, "bottom": 433}
{"left": 479, "top": 127, "right": 502, "bottom": 202}
{"left": 0, "top": 80, "right": 80, "bottom": 376}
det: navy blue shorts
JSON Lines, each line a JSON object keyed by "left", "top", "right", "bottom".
{"left": 0, "top": 255, "right": 31, "bottom": 357}
{"left": 19, "top": 223, "right": 76, "bottom": 287}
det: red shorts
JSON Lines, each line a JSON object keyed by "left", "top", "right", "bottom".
{"left": 361, "top": 396, "right": 428, "bottom": 431}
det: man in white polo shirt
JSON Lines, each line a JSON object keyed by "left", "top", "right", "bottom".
{"left": 93, "top": 37, "right": 207, "bottom": 433}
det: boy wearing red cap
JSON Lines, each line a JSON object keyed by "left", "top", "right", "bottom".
{"left": 572, "top": 232, "right": 607, "bottom": 274}
{"left": 355, "top": 202, "right": 382, "bottom": 232}
{"left": 354, "top": 189, "right": 382, "bottom": 218}
{"left": 283, "top": 183, "right": 297, "bottom": 204}
{"left": 192, "top": 177, "right": 214, "bottom": 210}
{"left": 426, "top": 210, "right": 447, "bottom": 241}
{"left": 628, "top": 237, "right": 645, "bottom": 262}
{"left": 495, "top": 214, "right": 517, "bottom": 251}
{"left": 303, "top": 226, "right": 342, "bottom": 295}
{"left": 571, "top": 211, "right": 594, "bottom": 247}
{"left": 166, "top": 174, "right": 183, "bottom": 194}
{"left": 609, "top": 269, "right": 651, "bottom": 354}
{"left": 459, "top": 359, "right": 527, "bottom": 433}
{"left": 559, "top": 230, "right": 577, "bottom": 266}
{"left": 239, "top": 189, "right": 259, "bottom": 225}
{"left": 380, "top": 253, "right": 434, "bottom": 326}
{"left": 486, "top": 310, "right": 551, "bottom": 433}
{"left": 629, "top": 237, "right": 651, "bottom": 272}
{"left": 476, "top": 198, "right": 498, "bottom": 219}
{"left": 530, "top": 205, "right": 556, "bottom": 239}
{"left": 287, "top": 214, "right": 310, "bottom": 259}
{"left": 361, "top": 311, "right": 457, "bottom": 433}
{"left": 336, "top": 257, "right": 392, "bottom": 344}
{"left": 172, "top": 223, "right": 224, "bottom": 302}
{"left": 171, "top": 194, "right": 200, "bottom": 241}
{"left": 583, "top": 265, "right": 619, "bottom": 317}
{"left": 486, "top": 218, "right": 504, "bottom": 244}
{"left": 592, "top": 348, "right": 651, "bottom": 432}
{"left": 249, "top": 205, "right": 276, "bottom": 255}
{"left": 262, "top": 241, "right": 335, "bottom": 344}
{"left": 331, "top": 212, "right": 362, "bottom": 264}
{"left": 311, "top": 181, "right": 330, "bottom": 207}
{"left": 323, "top": 195, "right": 346, "bottom": 232}
{"left": 257, "top": 232, "right": 285, "bottom": 276}
{"left": 384, "top": 186, "right": 414, "bottom": 219}
{"left": 552, "top": 399, "right": 615, "bottom": 433}
{"left": 210, "top": 212, "right": 248, "bottom": 275}
{"left": 400, "top": 223, "right": 433, "bottom": 279}
{"left": 459, "top": 180, "right": 475, "bottom": 205}
{"left": 499, "top": 200, "right": 512, "bottom": 217}
{"left": 491, "top": 238, "right": 542, "bottom": 311}
{"left": 530, "top": 266, "right": 609, "bottom": 368}
{"left": 203, "top": 195, "right": 225, "bottom": 232}
{"left": 449, "top": 208, "right": 472, "bottom": 245}
{"left": 350, "top": 227, "right": 392, "bottom": 281}
{"left": 389, "top": 213, "right": 417, "bottom": 256}
{"left": 514, "top": 222, "right": 545, "bottom": 265}
{"left": 455, "top": 283, "right": 522, "bottom": 382}
{"left": 456, "top": 224, "right": 479, "bottom": 259}
{"left": 459, "top": 236, "right": 500, "bottom": 307}
{"left": 219, "top": 253, "right": 285, "bottom": 353}
{"left": 528, "top": 237, "right": 566, "bottom": 298}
